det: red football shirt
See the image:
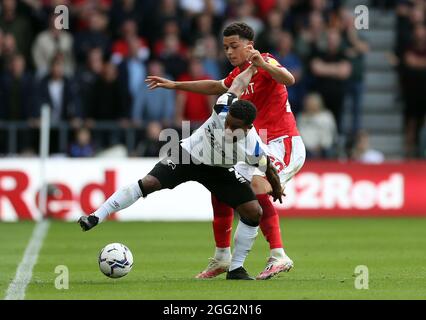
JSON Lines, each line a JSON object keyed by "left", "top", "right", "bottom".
{"left": 178, "top": 74, "right": 212, "bottom": 122}
{"left": 222, "top": 53, "right": 300, "bottom": 142}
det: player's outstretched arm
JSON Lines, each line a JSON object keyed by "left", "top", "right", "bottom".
{"left": 264, "top": 157, "right": 284, "bottom": 203}
{"left": 145, "top": 76, "right": 227, "bottom": 95}
{"left": 227, "top": 65, "right": 257, "bottom": 97}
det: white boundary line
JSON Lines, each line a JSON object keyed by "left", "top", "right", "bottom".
{"left": 4, "top": 220, "right": 50, "bottom": 300}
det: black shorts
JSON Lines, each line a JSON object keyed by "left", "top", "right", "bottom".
{"left": 147, "top": 145, "right": 257, "bottom": 209}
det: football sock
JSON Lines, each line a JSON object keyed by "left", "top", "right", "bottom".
{"left": 229, "top": 219, "right": 258, "bottom": 271}
{"left": 270, "top": 248, "right": 286, "bottom": 260}
{"left": 214, "top": 247, "right": 231, "bottom": 262}
{"left": 211, "top": 195, "right": 234, "bottom": 248}
{"left": 93, "top": 182, "right": 142, "bottom": 222}
{"left": 257, "top": 194, "right": 283, "bottom": 249}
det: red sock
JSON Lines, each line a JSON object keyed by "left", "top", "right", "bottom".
{"left": 211, "top": 194, "right": 234, "bottom": 248}
{"left": 257, "top": 194, "right": 283, "bottom": 249}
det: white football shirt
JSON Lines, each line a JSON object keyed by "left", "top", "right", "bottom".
{"left": 180, "top": 93, "right": 268, "bottom": 169}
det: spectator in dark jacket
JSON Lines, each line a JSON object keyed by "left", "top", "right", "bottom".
{"left": 87, "top": 62, "right": 128, "bottom": 121}
{"left": 401, "top": 24, "right": 426, "bottom": 157}
{"left": 76, "top": 47, "right": 104, "bottom": 119}
{"left": 340, "top": 9, "right": 369, "bottom": 138}
{"left": 0, "top": 0, "right": 33, "bottom": 63}
{"left": 74, "top": 10, "right": 111, "bottom": 64}
{"left": 35, "top": 54, "right": 82, "bottom": 153}
{"left": 0, "top": 54, "right": 34, "bottom": 121}
{"left": 86, "top": 62, "right": 129, "bottom": 149}
{"left": 36, "top": 54, "right": 81, "bottom": 126}
{"left": 310, "top": 29, "right": 352, "bottom": 132}
{"left": 0, "top": 54, "right": 35, "bottom": 154}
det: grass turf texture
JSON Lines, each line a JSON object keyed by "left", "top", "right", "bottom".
{"left": 1, "top": 218, "right": 426, "bottom": 299}
{"left": 0, "top": 222, "right": 37, "bottom": 296}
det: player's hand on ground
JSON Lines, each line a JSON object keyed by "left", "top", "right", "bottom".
{"left": 245, "top": 45, "right": 266, "bottom": 68}
{"left": 145, "top": 76, "right": 176, "bottom": 90}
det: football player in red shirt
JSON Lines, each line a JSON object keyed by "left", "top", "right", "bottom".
{"left": 146, "top": 22, "right": 306, "bottom": 280}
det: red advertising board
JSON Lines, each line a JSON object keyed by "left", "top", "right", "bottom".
{"left": 274, "top": 161, "right": 426, "bottom": 217}
{"left": 0, "top": 159, "right": 426, "bottom": 221}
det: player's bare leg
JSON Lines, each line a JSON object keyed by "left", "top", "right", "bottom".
{"left": 252, "top": 176, "right": 294, "bottom": 280}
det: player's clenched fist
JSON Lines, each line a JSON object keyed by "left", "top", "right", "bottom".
{"left": 245, "top": 45, "right": 266, "bottom": 68}
{"left": 145, "top": 76, "right": 176, "bottom": 90}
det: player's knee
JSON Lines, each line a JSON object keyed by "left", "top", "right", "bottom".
{"left": 251, "top": 176, "right": 272, "bottom": 195}
{"left": 254, "top": 204, "right": 263, "bottom": 220}
{"left": 140, "top": 175, "right": 161, "bottom": 195}
{"left": 238, "top": 201, "right": 262, "bottom": 226}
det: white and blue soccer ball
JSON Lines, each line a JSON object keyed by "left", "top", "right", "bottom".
{"left": 98, "top": 243, "right": 133, "bottom": 278}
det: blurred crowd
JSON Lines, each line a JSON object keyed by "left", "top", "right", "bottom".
{"left": 392, "top": 0, "right": 426, "bottom": 158}
{"left": 0, "top": 0, "right": 413, "bottom": 161}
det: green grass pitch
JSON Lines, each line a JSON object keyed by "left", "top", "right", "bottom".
{"left": 1, "top": 218, "right": 426, "bottom": 300}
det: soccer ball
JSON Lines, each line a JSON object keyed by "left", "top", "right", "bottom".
{"left": 98, "top": 243, "right": 133, "bottom": 278}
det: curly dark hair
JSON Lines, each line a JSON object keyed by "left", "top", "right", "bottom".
{"left": 223, "top": 22, "right": 254, "bottom": 41}
{"left": 229, "top": 99, "right": 257, "bottom": 125}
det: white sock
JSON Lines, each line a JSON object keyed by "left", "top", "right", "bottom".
{"left": 214, "top": 247, "right": 231, "bottom": 262}
{"left": 229, "top": 220, "right": 258, "bottom": 271}
{"left": 270, "top": 248, "right": 286, "bottom": 259}
{"left": 93, "top": 182, "right": 142, "bottom": 222}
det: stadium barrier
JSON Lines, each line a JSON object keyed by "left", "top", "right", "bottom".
{"left": 0, "top": 159, "right": 426, "bottom": 221}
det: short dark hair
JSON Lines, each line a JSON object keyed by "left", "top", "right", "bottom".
{"left": 229, "top": 100, "right": 257, "bottom": 125}
{"left": 223, "top": 22, "right": 254, "bottom": 41}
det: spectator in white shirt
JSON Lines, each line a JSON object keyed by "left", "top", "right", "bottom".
{"left": 32, "top": 14, "right": 75, "bottom": 79}
{"left": 297, "top": 93, "right": 337, "bottom": 158}
{"left": 351, "top": 130, "right": 385, "bottom": 164}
